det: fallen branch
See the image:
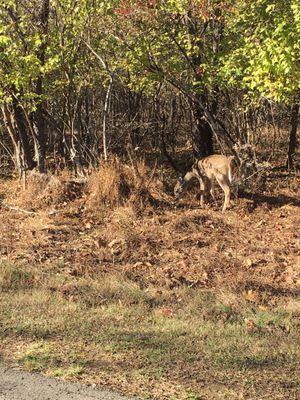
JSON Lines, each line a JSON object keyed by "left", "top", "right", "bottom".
{"left": 0, "top": 200, "right": 36, "bottom": 215}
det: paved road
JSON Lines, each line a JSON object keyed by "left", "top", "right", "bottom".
{"left": 0, "top": 366, "right": 137, "bottom": 400}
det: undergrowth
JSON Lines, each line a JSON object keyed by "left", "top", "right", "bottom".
{"left": 3, "top": 158, "right": 167, "bottom": 213}
{"left": 0, "top": 158, "right": 299, "bottom": 399}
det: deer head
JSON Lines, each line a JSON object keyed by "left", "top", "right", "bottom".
{"left": 174, "top": 176, "right": 187, "bottom": 199}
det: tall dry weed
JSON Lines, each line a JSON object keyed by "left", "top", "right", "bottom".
{"left": 86, "top": 159, "right": 131, "bottom": 210}
{"left": 4, "top": 170, "right": 84, "bottom": 210}
{"left": 86, "top": 158, "right": 162, "bottom": 212}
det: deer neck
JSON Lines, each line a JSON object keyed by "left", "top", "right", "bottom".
{"left": 183, "top": 171, "right": 198, "bottom": 183}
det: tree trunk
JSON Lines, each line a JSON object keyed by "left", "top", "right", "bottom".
{"left": 103, "top": 74, "right": 113, "bottom": 161}
{"left": 160, "top": 130, "right": 179, "bottom": 172}
{"left": 286, "top": 102, "right": 299, "bottom": 169}
{"left": 192, "top": 98, "right": 214, "bottom": 159}
{"left": 33, "top": 0, "right": 50, "bottom": 173}
{"left": 33, "top": 105, "right": 47, "bottom": 172}
{"left": 194, "top": 117, "right": 214, "bottom": 158}
{"left": 1, "top": 105, "right": 23, "bottom": 175}
{"left": 11, "top": 97, "right": 36, "bottom": 170}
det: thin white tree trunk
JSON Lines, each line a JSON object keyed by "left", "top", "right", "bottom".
{"left": 81, "top": 39, "right": 114, "bottom": 161}
{"left": 103, "top": 75, "right": 113, "bottom": 161}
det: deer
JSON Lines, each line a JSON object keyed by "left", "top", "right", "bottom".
{"left": 174, "top": 154, "right": 235, "bottom": 212}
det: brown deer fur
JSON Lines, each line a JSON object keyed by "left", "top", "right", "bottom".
{"left": 174, "top": 155, "right": 235, "bottom": 212}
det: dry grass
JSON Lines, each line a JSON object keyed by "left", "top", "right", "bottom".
{"left": 86, "top": 159, "right": 132, "bottom": 209}
{"left": 0, "top": 159, "right": 299, "bottom": 399}
{"left": 0, "top": 268, "right": 299, "bottom": 399}
{"left": 85, "top": 158, "right": 165, "bottom": 213}
{"left": 0, "top": 262, "right": 36, "bottom": 291}
{"left": 3, "top": 170, "right": 84, "bottom": 210}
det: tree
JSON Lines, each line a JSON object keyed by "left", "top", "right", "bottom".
{"left": 0, "top": 0, "right": 51, "bottom": 173}
{"left": 220, "top": 0, "right": 300, "bottom": 166}
{"left": 95, "top": 0, "right": 235, "bottom": 157}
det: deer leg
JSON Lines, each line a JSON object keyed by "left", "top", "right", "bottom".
{"left": 209, "top": 183, "right": 217, "bottom": 204}
{"left": 222, "top": 186, "right": 231, "bottom": 212}
{"left": 216, "top": 175, "right": 231, "bottom": 212}
{"left": 198, "top": 178, "right": 205, "bottom": 206}
{"left": 203, "top": 177, "right": 216, "bottom": 205}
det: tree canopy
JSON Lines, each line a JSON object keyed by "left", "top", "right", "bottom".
{"left": 0, "top": 0, "right": 299, "bottom": 173}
